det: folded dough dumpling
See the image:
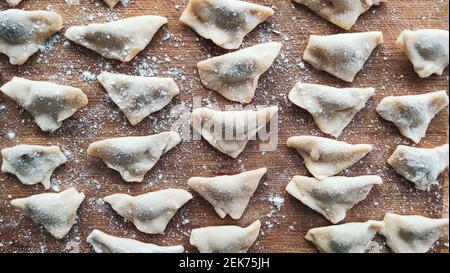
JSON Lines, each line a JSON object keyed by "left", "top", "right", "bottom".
{"left": 188, "top": 168, "right": 267, "bottom": 219}
{"left": 303, "top": 32, "right": 383, "bottom": 82}
{"left": 289, "top": 83, "right": 375, "bottom": 137}
{"left": 180, "top": 0, "right": 274, "bottom": 49}
{"left": 190, "top": 220, "right": 261, "bottom": 253}
{"left": 10, "top": 188, "right": 85, "bottom": 239}
{"left": 191, "top": 106, "right": 278, "bottom": 158}
{"left": 380, "top": 213, "right": 449, "bottom": 253}
{"left": 0, "top": 77, "right": 89, "bottom": 132}
{"left": 103, "top": 189, "right": 193, "bottom": 234}
{"left": 87, "top": 229, "right": 185, "bottom": 253}
{"left": 0, "top": 9, "right": 63, "bottom": 65}
{"left": 286, "top": 176, "right": 382, "bottom": 223}
{"left": 387, "top": 144, "right": 449, "bottom": 190}
{"left": 376, "top": 91, "right": 449, "bottom": 143}
{"left": 305, "top": 220, "right": 384, "bottom": 253}
{"left": 65, "top": 16, "right": 167, "bottom": 62}
{"left": 396, "top": 29, "right": 449, "bottom": 78}
{"left": 87, "top": 132, "right": 181, "bottom": 182}
{"left": 103, "top": 0, "right": 120, "bottom": 8}
{"left": 6, "top": 0, "right": 23, "bottom": 6}
{"left": 97, "top": 72, "right": 180, "bottom": 125}
{"left": 287, "top": 136, "right": 373, "bottom": 179}
{"left": 198, "top": 42, "right": 282, "bottom": 104}
{"left": 293, "top": 0, "right": 386, "bottom": 30}
{"left": 1, "top": 145, "right": 67, "bottom": 189}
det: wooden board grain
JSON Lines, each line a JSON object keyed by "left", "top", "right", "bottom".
{"left": 0, "top": 0, "right": 448, "bottom": 253}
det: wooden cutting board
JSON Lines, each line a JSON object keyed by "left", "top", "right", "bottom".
{"left": 0, "top": 0, "right": 448, "bottom": 253}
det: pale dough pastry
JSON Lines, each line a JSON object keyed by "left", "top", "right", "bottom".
{"left": 6, "top": 0, "right": 23, "bottom": 5}
{"left": 103, "top": 0, "right": 120, "bottom": 8}
{"left": 1, "top": 145, "right": 67, "bottom": 189}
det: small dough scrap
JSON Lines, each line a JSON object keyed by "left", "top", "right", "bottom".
{"left": 305, "top": 220, "right": 384, "bottom": 253}
{"left": 287, "top": 136, "right": 373, "bottom": 179}
{"left": 103, "top": 189, "right": 193, "bottom": 234}
{"left": 103, "top": 0, "right": 120, "bottom": 8}
{"left": 380, "top": 213, "right": 449, "bottom": 253}
{"left": 197, "top": 42, "right": 282, "bottom": 103}
{"left": 286, "top": 175, "right": 382, "bottom": 223}
{"left": 303, "top": 31, "right": 383, "bottom": 82}
{"left": 0, "top": 77, "right": 88, "bottom": 132}
{"left": 1, "top": 145, "right": 67, "bottom": 189}
{"left": 293, "top": 0, "right": 386, "bottom": 30}
{"left": 87, "top": 132, "right": 181, "bottom": 182}
{"left": 10, "top": 188, "right": 85, "bottom": 239}
{"left": 65, "top": 16, "right": 167, "bottom": 62}
{"left": 376, "top": 91, "right": 449, "bottom": 143}
{"left": 190, "top": 220, "right": 261, "bottom": 253}
{"left": 188, "top": 168, "right": 267, "bottom": 219}
{"left": 387, "top": 144, "right": 449, "bottom": 190}
{"left": 97, "top": 71, "right": 180, "bottom": 125}
{"left": 180, "top": 0, "right": 274, "bottom": 49}
{"left": 190, "top": 106, "right": 278, "bottom": 158}
{"left": 87, "top": 229, "right": 185, "bottom": 253}
{"left": 289, "top": 82, "right": 375, "bottom": 137}
{"left": 396, "top": 29, "right": 449, "bottom": 78}
{"left": 0, "top": 9, "right": 63, "bottom": 65}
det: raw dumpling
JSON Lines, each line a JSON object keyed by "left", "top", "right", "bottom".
{"left": 387, "top": 144, "right": 449, "bottom": 190}
{"left": 0, "top": 9, "right": 63, "bottom": 65}
{"left": 380, "top": 213, "right": 449, "bottom": 253}
{"left": 10, "top": 188, "right": 85, "bottom": 239}
{"left": 303, "top": 32, "right": 383, "bottom": 82}
{"left": 103, "top": 0, "right": 120, "bottom": 8}
{"left": 305, "top": 220, "right": 384, "bottom": 253}
{"left": 293, "top": 0, "right": 386, "bottom": 30}
{"left": 87, "top": 229, "right": 185, "bottom": 253}
{"left": 6, "top": 0, "right": 23, "bottom": 5}
{"left": 65, "top": 16, "right": 167, "bottom": 62}
{"left": 1, "top": 145, "right": 67, "bottom": 189}
{"left": 190, "top": 106, "right": 278, "bottom": 158}
{"left": 287, "top": 136, "right": 373, "bottom": 179}
{"left": 0, "top": 77, "right": 88, "bottom": 132}
{"left": 87, "top": 132, "right": 181, "bottom": 182}
{"left": 180, "top": 0, "right": 274, "bottom": 49}
{"left": 197, "top": 42, "right": 282, "bottom": 103}
{"left": 376, "top": 91, "right": 449, "bottom": 143}
{"left": 190, "top": 220, "right": 261, "bottom": 253}
{"left": 289, "top": 83, "right": 375, "bottom": 137}
{"left": 286, "top": 175, "right": 382, "bottom": 223}
{"left": 97, "top": 72, "right": 180, "bottom": 125}
{"left": 188, "top": 168, "right": 267, "bottom": 219}
{"left": 396, "top": 29, "right": 449, "bottom": 78}
{"left": 103, "top": 189, "right": 193, "bottom": 234}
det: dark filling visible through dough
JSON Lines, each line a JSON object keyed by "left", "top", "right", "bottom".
{"left": 0, "top": 18, "right": 29, "bottom": 44}
{"left": 192, "top": 2, "right": 247, "bottom": 31}
{"left": 83, "top": 31, "right": 127, "bottom": 51}
{"left": 11, "top": 151, "right": 45, "bottom": 176}
{"left": 415, "top": 38, "right": 446, "bottom": 61}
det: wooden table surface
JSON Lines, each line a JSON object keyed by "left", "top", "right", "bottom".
{"left": 0, "top": 0, "right": 448, "bottom": 253}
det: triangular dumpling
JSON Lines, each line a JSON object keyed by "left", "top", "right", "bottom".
{"left": 380, "top": 213, "right": 449, "bottom": 253}
{"left": 1, "top": 145, "right": 67, "bottom": 189}
{"left": 180, "top": 0, "right": 274, "bottom": 49}
{"left": 387, "top": 144, "right": 449, "bottom": 190}
{"left": 303, "top": 31, "right": 384, "bottom": 82}
{"left": 287, "top": 136, "right": 373, "bottom": 179}
{"left": 286, "top": 175, "right": 382, "bottom": 223}
{"left": 87, "top": 229, "right": 185, "bottom": 253}
{"left": 305, "top": 220, "right": 384, "bottom": 253}
{"left": 396, "top": 29, "right": 449, "bottom": 78}
{"left": 0, "top": 77, "right": 89, "bottom": 132}
{"left": 103, "top": 189, "right": 193, "bottom": 234}
{"left": 87, "top": 132, "right": 181, "bottom": 182}
{"left": 65, "top": 16, "right": 167, "bottom": 62}
{"left": 103, "top": 0, "right": 120, "bottom": 8}
{"left": 10, "top": 188, "right": 85, "bottom": 239}
{"left": 6, "top": 0, "right": 23, "bottom": 6}
{"left": 197, "top": 42, "right": 282, "bottom": 103}
{"left": 190, "top": 220, "right": 261, "bottom": 253}
{"left": 289, "top": 83, "right": 375, "bottom": 137}
{"left": 293, "top": 0, "right": 386, "bottom": 30}
{"left": 190, "top": 106, "right": 278, "bottom": 158}
{"left": 97, "top": 71, "right": 180, "bottom": 125}
{"left": 188, "top": 168, "right": 267, "bottom": 219}
{"left": 376, "top": 91, "right": 449, "bottom": 143}
{"left": 0, "top": 9, "right": 63, "bottom": 65}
